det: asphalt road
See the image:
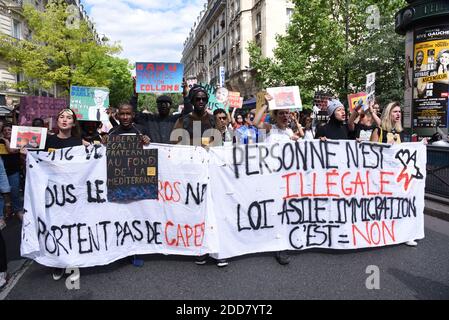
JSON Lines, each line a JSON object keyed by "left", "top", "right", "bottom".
{"left": 2, "top": 215, "right": 449, "bottom": 300}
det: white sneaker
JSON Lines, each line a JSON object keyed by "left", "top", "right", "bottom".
{"left": 52, "top": 268, "right": 65, "bottom": 281}
{"left": 405, "top": 240, "right": 418, "bottom": 247}
{"left": 0, "top": 272, "right": 7, "bottom": 288}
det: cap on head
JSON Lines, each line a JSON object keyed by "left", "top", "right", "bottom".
{"left": 188, "top": 84, "right": 208, "bottom": 101}
{"left": 156, "top": 95, "right": 172, "bottom": 104}
{"left": 327, "top": 99, "right": 344, "bottom": 116}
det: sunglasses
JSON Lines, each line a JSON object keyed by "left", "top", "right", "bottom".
{"left": 217, "top": 116, "right": 227, "bottom": 120}
{"left": 195, "top": 97, "right": 208, "bottom": 102}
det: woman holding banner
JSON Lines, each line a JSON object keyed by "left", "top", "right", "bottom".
{"left": 370, "top": 102, "right": 420, "bottom": 247}
{"left": 253, "top": 98, "right": 301, "bottom": 265}
{"left": 45, "top": 108, "right": 83, "bottom": 151}
{"left": 370, "top": 102, "right": 404, "bottom": 144}
{"left": 43, "top": 108, "right": 84, "bottom": 280}
{"left": 315, "top": 99, "right": 351, "bottom": 140}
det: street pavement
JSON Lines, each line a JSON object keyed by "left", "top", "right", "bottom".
{"left": 1, "top": 213, "right": 449, "bottom": 300}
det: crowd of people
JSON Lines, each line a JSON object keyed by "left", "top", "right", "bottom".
{"left": 0, "top": 83, "right": 434, "bottom": 288}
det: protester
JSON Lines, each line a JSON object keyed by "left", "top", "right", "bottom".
{"left": 43, "top": 109, "right": 84, "bottom": 280}
{"left": 370, "top": 101, "right": 420, "bottom": 247}
{"left": 0, "top": 156, "right": 10, "bottom": 288}
{"left": 370, "top": 102, "right": 404, "bottom": 144}
{"left": 230, "top": 108, "right": 244, "bottom": 130}
{"left": 107, "top": 103, "right": 150, "bottom": 266}
{"left": 0, "top": 123, "right": 24, "bottom": 223}
{"left": 135, "top": 95, "right": 191, "bottom": 144}
{"left": 0, "top": 158, "right": 11, "bottom": 231}
{"left": 254, "top": 104, "right": 301, "bottom": 144}
{"left": 315, "top": 99, "right": 351, "bottom": 140}
{"left": 253, "top": 99, "right": 300, "bottom": 265}
{"left": 212, "top": 108, "right": 233, "bottom": 146}
{"left": 301, "top": 112, "right": 315, "bottom": 140}
{"left": 80, "top": 121, "right": 103, "bottom": 145}
{"left": 31, "top": 118, "right": 45, "bottom": 128}
{"left": 234, "top": 110, "right": 259, "bottom": 144}
{"left": 0, "top": 228, "right": 7, "bottom": 288}
{"left": 348, "top": 100, "right": 381, "bottom": 141}
{"left": 107, "top": 103, "right": 151, "bottom": 143}
{"left": 172, "top": 85, "right": 215, "bottom": 146}
{"left": 45, "top": 109, "right": 83, "bottom": 151}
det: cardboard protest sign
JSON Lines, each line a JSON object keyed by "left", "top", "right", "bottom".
{"left": 256, "top": 91, "right": 267, "bottom": 114}
{"left": 348, "top": 92, "right": 368, "bottom": 112}
{"left": 19, "top": 96, "right": 66, "bottom": 131}
{"left": 11, "top": 126, "right": 47, "bottom": 150}
{"left": 266, "top": 86, "right": 302, "bottom": 111}
{"left": 199, "top": 83, "right": 227, "bottom": 111}
{"left": 136, "top": 62, "right": 184, "bottom": 93}
{"left": 106, "top": 135, "right": 158, "bottom": 202}
{"left": 186, "top": 76, "right": 197, "bottom": 89}
{"left": 70, "top": 86, "right": 110, "bottom": 121}
{"left": 366, "top": 72, "right": 376, "bottom": 104}
{"left": 228, "top": 91, "right": 243, "bottom": 109}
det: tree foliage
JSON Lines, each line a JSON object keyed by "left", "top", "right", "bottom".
{"left": 248, "top": 0, "right": 406, "bottom": 107}
{"left": 0, "top": 0, "right": 132, "bottom": 103}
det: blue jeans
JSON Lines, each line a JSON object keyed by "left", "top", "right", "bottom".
{"left": 0, "top": 172, "right": 22, "bottom": 218}
{"left": 0, "top": 158, "right": 10, "bottom": 220}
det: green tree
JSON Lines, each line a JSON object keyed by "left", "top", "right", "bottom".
{"left": 0, "top": 1, "right": 121, "bottom": 95}
{"left": 249, "top": 0, "right": 406, "bottom": 107}
{"left": 104, "top": 56, "right": 134, "bottom": 108}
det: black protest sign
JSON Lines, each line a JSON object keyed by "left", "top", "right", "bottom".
{"left": 106, "top": 135, "right": 158, "bottom": 202}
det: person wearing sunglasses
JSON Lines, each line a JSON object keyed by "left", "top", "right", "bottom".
{"left": 234, "top": 109, "right": 260, "bottom": 145}
{"left": 172, "top": 85, "right": 215, "bottom": 146}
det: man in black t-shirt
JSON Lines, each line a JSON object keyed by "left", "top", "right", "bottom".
{"left": 104, "top": 103, "right": 150, "bottom": 268}
{"left": 106, "top": 103, "right": 150, "bottom": 145}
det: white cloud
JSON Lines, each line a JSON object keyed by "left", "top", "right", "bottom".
{"left": 82, "top": 0, "right": 205, "bottom": 66}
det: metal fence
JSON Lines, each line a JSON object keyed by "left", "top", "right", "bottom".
{"left": 426, "top": 146, "right": 449, "bottom": 199}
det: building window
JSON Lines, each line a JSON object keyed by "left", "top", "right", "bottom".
{"left": 287, "top": 8, "right": 294, "bottom": 21}
{"left": 255, "top": 12, "right": 262, "bottom": 33}
{"left": 235, "top": 0, "right": 240, "bottom": 13}
{"left": 16, "top": 72, "right": 24, "bottom": 84}
{"left": 12, "top": 20, "right": 21, "bottom": 39}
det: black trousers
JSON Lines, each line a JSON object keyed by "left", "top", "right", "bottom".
{"left": 0, "top": 230, "right": 6, "bottom": 272}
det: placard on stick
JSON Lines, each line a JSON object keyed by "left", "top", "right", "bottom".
{"left": 266, "top": 86, "right": 302, "bottom": 110}
{"left": 106, "top": 135, "right": 158, "bottom": 202}
{"left": 11, "top": 126, "right": 47, "bottom": 150}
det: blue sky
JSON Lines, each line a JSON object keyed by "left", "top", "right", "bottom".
{"left": 82, "top": 0, "right": 205, "bottom": 65}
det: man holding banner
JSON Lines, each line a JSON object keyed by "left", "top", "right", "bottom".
{"left": 107, "top": 103, "right": 150, "bottom": 266}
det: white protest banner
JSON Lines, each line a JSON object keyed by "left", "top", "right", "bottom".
{"left": 209, "top": 140, "right": 426, "bottom": 259}
{"left": 366, "top": 72, "right": 376, "bottom": 104}
{"left": 22, "top": 141, "right": 426, "bottom": 266}
{"left": 21, "top": 144, "right": 218, "bottom": 268}
{"left": 11, "top": 126, "right": 47, "bottom": 150}
{"left": 266, "top": 86, "right": 302, "bottom": 111}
